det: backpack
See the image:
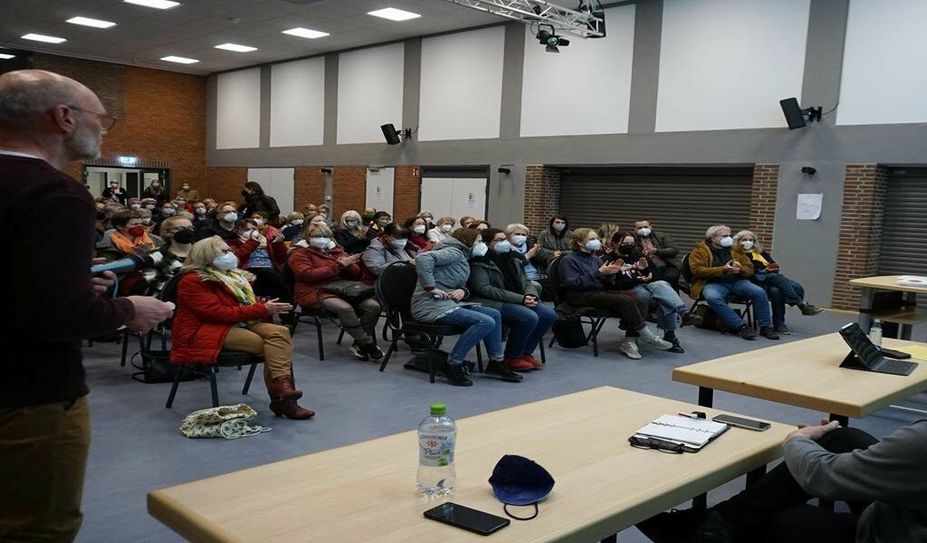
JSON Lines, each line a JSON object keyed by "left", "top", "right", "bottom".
{"left": 694, "top": 303, "right": 747, "bottom": 332}
{"left": 552, "top": 317, "right": 589, "bottom": 348}
{"left": 131, "top": 350, "right": 197, "bottom": 384}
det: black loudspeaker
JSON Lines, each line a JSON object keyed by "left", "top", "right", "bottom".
{"left": 380, "top": 123, "right": 401, "bottom": 145}
{"left": 779, "top": 98, "right": 806, "bottom": 130}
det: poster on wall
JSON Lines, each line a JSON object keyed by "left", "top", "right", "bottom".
{"left": 796, "top": 193, "right": 823, "bottom": 221}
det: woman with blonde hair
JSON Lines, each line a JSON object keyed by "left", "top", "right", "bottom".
{"left": 334, "top": 209, "right": 370, "bottom": 254}
{"left": 171, "top": 236, "right": 314, "bottom": 419}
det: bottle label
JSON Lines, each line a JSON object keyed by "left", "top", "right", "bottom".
{"left": 419, "top": 433, "right": 455, "bottom": 467}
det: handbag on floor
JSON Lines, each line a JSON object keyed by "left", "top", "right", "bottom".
{"left": 131, "top": 350, "right": 197, "bottom": 384}
{"left": 320, "top": 279, "right": 375, "bottom": 302}
{"left": 552, "top": 317, "right": 589, "bottom": 348}
{"left": 179, "top": 403, "right": 271, "bottom": 439}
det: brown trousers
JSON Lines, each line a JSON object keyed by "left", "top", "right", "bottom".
{"left": 0, "top": 396, "right": 91, "bottom": 543}
{"left": 566, "top": 289, "right": 647, "bottom": 334}
{"left": 223, "top": 322, "right": 294, "bottom": 382}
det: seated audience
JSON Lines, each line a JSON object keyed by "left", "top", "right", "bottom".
{"left": 109, "top": 210, "right": 157, "bottom": 256}
{"left": 459, "top": 216, "right": 476, "bottom": 229}
{"left": 280, "top": 212, "right": 305, "bottom": 242}
{"left": 334, "top": 210, "right": 370, "bottom": 254}
{"left": 175, "top": 182, "right": 199, "bottom": 202}
{"left": 637, "top": 418, "right": 927, "bottom": 543}
{"left": 288, "top": 224, "right": 383, "bottom": 361}
{"left": 172, "top": 236, "right": 313, "bottom": 419}
{"left": 405, "top": 216, "right": 434, "bottom": 252}
{"left": 411, "top": 229, "right": 510, "bottom": 387}
{"left": 303, "top": 203, "right": 318, "bottom": 216}
{"left": 128, "top": 197, "right": 141, "bottom": 211}
{"left": 155, "top": 215, "right": 195, "bottom": 280}
{"left": 240, "top": 181, "right": 280, "bottom": 223}
{"left": 427, "top": 216, "right": 455, "bottom": 244}
{"left": 152, "top": 201, "right": 176, "bottom": 235}
{"left": 469, "top": 220, "right": 491, "bottom": 231}
{"left": 362, "top": 206, "right": 377, "bottom": 226}
{"left": 142, "top": 179, "right": 168, "bottom": 206}
{"left": 196, "top": 201, "right": 240, "bottom": 242}
{"left": 734, "top": 230, "right": 822, "bottom": 334}
{"left": 538, "top": 215, "right": 573, "bottom": 269}
{"left": 561, "top": 228, "right": 673, "bottom": 359}
{"left": 101, "top": 180, "right": 127, "bottom": 205}
{"left": 634, "top": 219, "right": 682, "bottom": 290}
{"left": 417, "top": 210, "right": 436, "bottom": 231}
{"left": 366, "top": 211, "right": 393, "bottom": 239}
{"left": 191, "top": 201, "right": 209, "bottom": 230}
{"left": 469, "top": 228, "right": 556, "bottom": 372}
{"left": 505, "top": 223, "right": 544, "bottom": 281}
{"left": 140, "top": 197, "right": 158, "bottom": 212}
{"left": 689, "top": 225, "right": 778, "bottom": 340}
{"left": 362, "top": 223, "right": 418, "bottom": 277}
{"left": 229, "top": 218, "right": 291, "bottom": 311}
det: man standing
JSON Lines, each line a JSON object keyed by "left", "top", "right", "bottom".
{"left": 0, "top": 70, "right": 173, "bottom": 541}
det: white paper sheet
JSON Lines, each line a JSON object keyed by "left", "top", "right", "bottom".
{"left": 796, "top": 193, "right": 823, "bottom": 220}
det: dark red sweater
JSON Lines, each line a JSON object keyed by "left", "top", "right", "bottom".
{"left": 0, "top": 154, "right": 135, "bottom": 407}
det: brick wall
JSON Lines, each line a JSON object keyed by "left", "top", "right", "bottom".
{"left": 524, "top": 164, "right": 561, "bottom": 235}
{"left": 294, "top": 167, "right": 324, "bottom": 212}
{"left": 394, "top": 165, "right": 421, "bottom": 222}
{"left": 332, "top": 166, "right": 366, "bottom": 219}
{"left": 750, "top": 163, "right": 779, "bottom": 250}
{"left": 33, "top": 54, "right": 206, "bottom": 188}
{"left": 831, "top": 164, "right": 889, "bottom": 309}
{"left": 204, "top": 167, "right": 247, "bottom": 206}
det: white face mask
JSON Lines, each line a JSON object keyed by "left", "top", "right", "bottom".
{"left": 413, "top": 225, "right": 426, "bottom": 234}
{"left": 195, "top": 207, "right": 206, "bottom": 215}
{"left": 740, "top": 241, "right": 754, "bottom": 250}
{"left": 471, "top": 242, "right": 488, "bottom": 257}
{"left": 719, "top": 236, "right": 733, "bottom": 248}
{"left": 145, "top": 204, "right": 155, "bottom": 210}
{"left": 292, "top": 219, "right": 304, "bottom": 226}
{"left": 637, "top": 227, "right": 652, "bottom": 237}
{"left": 440, "top": 224, "right": 453, "bottom": 233}
{"left": 494, "top": 241, "right": 512, "bottom": 253}
{"left": 345, "top": 220, "right": 359, "bottom": 228}
{"left": 391, "top": 238, "right": 408, "bottom": 250}
{"left": 585, "top": 239, "right": 602, "bottom": 252}
{"left": 511, "top": 234, "right": 527, "bottom": 246}
{"left": 212, "top": 252, "right": 238, "bottom": 271}
{"left": 222, "top": 212, "right": 238, "bottom": 223}
{"left": 162, "top": 208, "right": 175, "bottom": 216}
{"left": 310, "top": 237, "right": 331, "bottom": 249}
{"left": 130, "top": 204, "right": 141, "bottom": 210}
{"left": 553, "top": 222, "right": 566, "bottom": 232}
{"left": 182, "top": 185, "right": 190, "bottom": 190}
{"left": 253, "top": 218, "right": 264, "bottom": 226}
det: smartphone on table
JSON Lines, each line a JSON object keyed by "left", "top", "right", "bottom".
{"left": 712, "top": 414, "right": 771, "bottom": 431}
{"left": 424, "top": 502, "right": 510, "bottom": 535}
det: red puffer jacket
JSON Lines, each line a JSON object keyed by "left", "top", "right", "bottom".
{"left": 288, "top": 245, "right": 364, "bottom": 307}
{"left": 170, "top": 273, "right": 269, "bottom": 365}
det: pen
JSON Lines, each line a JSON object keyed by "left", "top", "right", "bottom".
{"left": 677, "top": 412, "right": 697, "bottom": 419}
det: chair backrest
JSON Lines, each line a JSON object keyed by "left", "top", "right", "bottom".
{"left": 680, "top": 252, "right": 694, "bottom": 283}
{"left": 376, "top": 262, "right": 418, "bottom": 323}
{"left": 545, "top": 256, "right": 566, "bottom": 305}
{"left": 157, "top": 273, "right": 183, "bottom": 331}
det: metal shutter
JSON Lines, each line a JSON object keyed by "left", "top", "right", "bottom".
{"left": 879, "top": 168, "right": 927, "bottom": 276}
{"left": 559, "top": 167, "right": 754, "bottom": 250}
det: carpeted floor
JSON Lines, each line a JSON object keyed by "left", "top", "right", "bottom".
{"left": 74, "top": 306, "right": 926, "bottom": 542}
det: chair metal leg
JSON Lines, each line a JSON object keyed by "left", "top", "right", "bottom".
{"left": 120, "top": 330, "right": 130, "bottom": 367}
{"left": 242, "top": 362, "right": 258, "bottom": 395}
{"left": 165, "top": 369, "right": 183, "bottom": 408}
{"left": 476, "top": 344, "right": 484, "bottom": 373}
{"left": 209, "top": 368, "right": 220, "bottom": 407}
{"left": 314, "top": 317, "right": 325, "bottom": 361}
{"left": 337, "top": 328, "right": 345, "bottom": 345}
{"left": 379, "top": 335, "right": 400, "bottom": 372}
{"left": 381, "top": 321, "right": 390, "bottom": 341}
{"left": 539, "top": 337, "right": 547, "bottom": 364}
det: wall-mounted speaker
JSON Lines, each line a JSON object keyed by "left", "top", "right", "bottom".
{"left": 780, "top": 98, "right": 807, "bottom": 129}
{"left": 380, "top": 123, "right": 401, "bottom": 145}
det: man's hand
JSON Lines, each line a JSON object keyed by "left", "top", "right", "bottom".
{"left": 523, "top": 294, "right": 538, "bottom": 307}
{"left": 787, "top": 418, "right": 840, "bottom": 442}
{"left": 766, "top": 263, "right": 781, "bottom": 273}
{"left": 448, "top": 289, "right": 466, "bottom": 301}
{"left": 90, "top": 258, "right": 115, "bottom": 296}
{"left": 723, "top": 260, "right": 738, "bottom": 273}
{"left": 125, "top": 296, "right": 174, "bottom": 332}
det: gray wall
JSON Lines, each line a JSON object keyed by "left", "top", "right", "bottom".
{"left": 206, "top": 0, "right": 927, "bottom": 305}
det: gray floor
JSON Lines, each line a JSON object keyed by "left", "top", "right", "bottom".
{"left": 75, "top": 307, "right": 927, "bottom": 542}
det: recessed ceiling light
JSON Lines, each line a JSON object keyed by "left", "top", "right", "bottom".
{"left": 368, "top": 8, "right": 421, "bottom": 21}
{"left": 0, "top": 53, "right": 15, "bottom": 60}
{"left": 124, "top": 0, "right": 180, "bottom": 9}
{"left": 160, "top": 55, "right": 198, "bottom": 64}
{"left": 215, "top": 43, "right": 257, "bottom": 53}
{"left": 67, "top": 16, "right": 117, "bottom": 29}
{"left": 22, "top": 33, "right": 67, "bottom": 44}
{"left": 282, "top": 27, "right": 329, "bottom": 39}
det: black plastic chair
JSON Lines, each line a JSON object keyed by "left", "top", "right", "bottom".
{"left": 546, "top": 256, "right": 616, "bottom": 357}
{"left": 376, "top": 262, "right": 480, "bottom": 383}
{"left": 160, "top": 274, "right": 263, "bottom": 408}
{"left": 679, "top": 253, "right": 756, "bottom": 330}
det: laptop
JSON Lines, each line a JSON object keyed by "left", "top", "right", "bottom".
{"left": 838, "top": 322, "right": 918, "bottom": 376}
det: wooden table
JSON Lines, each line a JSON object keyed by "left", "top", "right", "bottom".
{"left": 672, "top": 333, "right": 927, "bottom": 426}
{"left": 149, "top": 386, "right": 791, "bottom": 543}
{"left": 849, "top": 275, "right": 927, "bottom": 338}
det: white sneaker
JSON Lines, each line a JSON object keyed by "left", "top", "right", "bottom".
{"left": 638, "top": 326, "right": 674, "bottom": 350}
{"left": 619, "top": 340, "right": 642, "bottom": 360}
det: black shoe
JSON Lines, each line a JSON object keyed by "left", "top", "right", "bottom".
{"left": 364, "top": 343, "right": 384, "bottom": 361}
{"left": 350, "top": 342, "right": 369, "bottom": 360}
{"left": 636, "top": 508, "right": 708, "bottom": 543}
{"left": 739, "top": 325, "right": 757, "bottom": 340}
{"left": 667, "top": 338, "right": 685, "bottom": 354}
{"left": 445, "top": 364, "right": 473, "bottom": 387}
{"left": 798, "top": 302, "right": 824, "bottom": 316}
{"left": 695, "top": 510, "right": 735, "bottom": 543}
{"left": 773, "top": 324, "right": 792, "bottom": 335}
{"left": 681, "top": 312, "right": 703, "bottom": 328}
{"left": 760, "top": 326, "right": 780, "bottom": 340}
{"left": 484, "top": 359, "right": 523, "bottom": 382}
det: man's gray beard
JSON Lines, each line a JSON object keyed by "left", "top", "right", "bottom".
{"left": 65, "top": 122, "right": 101, "bottom": 161}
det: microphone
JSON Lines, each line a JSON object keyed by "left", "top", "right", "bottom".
{"left": 91, "top": 252, "right": 163, "bottom": 275}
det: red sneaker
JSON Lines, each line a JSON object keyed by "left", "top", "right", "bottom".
{"left": 504, "top": 356, "right": 535, "bottom": 372}
{"left": 521, "top": 354, "right": 543, "bottom": 369}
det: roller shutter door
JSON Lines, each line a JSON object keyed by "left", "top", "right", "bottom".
{"left": 559, "top": 167, "right": 754, "bottom": 250}
{"left": 879, "top": 168, "right": 927, "bottom": 276}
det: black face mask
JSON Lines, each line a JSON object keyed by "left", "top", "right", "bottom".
{"left": 619, "top": 245, "right": 634, "bottom": 254}
{"left": 172, "top": 228, "right": 196, "bottom": 244}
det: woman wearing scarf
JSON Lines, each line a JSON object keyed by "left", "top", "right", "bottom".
{"left": 171, "top": 236, "right": 313, "bottom": 420}
{"left": 109, "top": 210, "right": 157, "bottom": 256}
{"left": 404, "top": 216, "right": 434, "bottom": 252}
{"left": 334, "top": 210, "right": 371, "bottom": 255}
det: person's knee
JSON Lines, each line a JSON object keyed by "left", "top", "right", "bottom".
{"left": 817, "top": 427, "right": 878, "bottom": 453}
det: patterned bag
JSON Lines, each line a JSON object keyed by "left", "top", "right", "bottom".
{"left": 179, "top": 404, "right": 271, "bottom": 439}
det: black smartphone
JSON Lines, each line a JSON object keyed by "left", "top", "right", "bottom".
{"left": 712, "top": 414, "right": 771, "bottom": 431}
{"left": 423, "top": 502, "right": 510, "bottom": 536}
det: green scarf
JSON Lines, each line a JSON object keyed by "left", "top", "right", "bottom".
{"left": 198, "top": 267, "right": 260, "bottom": 324}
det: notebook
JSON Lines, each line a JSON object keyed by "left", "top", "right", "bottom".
{"left": 634, "top": 415, "right": 729, "bottom": 449}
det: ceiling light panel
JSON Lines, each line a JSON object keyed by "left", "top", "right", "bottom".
{"left": 67, "top": 16, "right": 117, "bottom": 29}
{"left": 22, "top": 33, "right": 67, "bottom": 44}
{"left": 282, "top": 27, "right": 330, "bottom": 39}
{"left": 367, "top": 8, "right": 421, "bottom": 21}
{"left": 160, "top": 55, "right": 198, "bottom": 64}
{"left": 124, "top": 0, "right": 180, "bottom": 9}
{"left": 215, "top": 43, "right": 257, "bottom": 52}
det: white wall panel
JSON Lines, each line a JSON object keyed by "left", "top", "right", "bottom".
{"left": 337, "top": 44, "right": 404, "bottom": 144}
{"left": 419, "top": 27, "right": 505, "bottom": 141}
{"left": 216, "top": 68, "right": 261, "bottom": 149}
{"left": 270, "top": 58, "right": 325, "bottom": 147}
{"left": 656, "top": 0, "right": 810, "bottom": 132}
{"left": 838, "top": 0, "right": 927, "bottom": 126}
{"left": 521, "top": 5, "right": 635, "bottom": 137}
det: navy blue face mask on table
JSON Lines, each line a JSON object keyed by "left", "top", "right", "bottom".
{"left": 488, "top": 454, "right": 555, "bottom": 521}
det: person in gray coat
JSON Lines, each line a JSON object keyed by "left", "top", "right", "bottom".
{"left": 362, "top": 223, "right": 418, "bottom": 277}
{"left": 468, "top": 228, "right": 556, "bottom": 373}
{"left": 410, "top": 229, "right": 517, "bottom": 386}
{"left": 637, "top": 418, "right": 927, "bottom": 543}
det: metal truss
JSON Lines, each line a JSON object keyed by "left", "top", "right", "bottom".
{"left": 441, "top": 0, "right": 605, "bottom": 38}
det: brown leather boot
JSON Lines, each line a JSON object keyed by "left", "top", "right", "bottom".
{"left": 267, "top": 376, "right": 302, "bottom": 400}
{"left": 269, "top": 400, "right": 315, "bottom": 420}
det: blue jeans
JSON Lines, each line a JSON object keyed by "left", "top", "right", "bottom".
{"left": 499, "top": 302, "right": 557, "bottom": 357}
{"left": 755, "top": 273, "right": 805, "bottom": 326}
{"left": 702, "top": 279, "right": 772, "bottom": 329}
{"left": 633, "top": 280, "right": 685, "bottom": 332}
{"left": 436, "top": 306, "right": 503, "bottom": 365}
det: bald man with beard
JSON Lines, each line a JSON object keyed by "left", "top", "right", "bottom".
{"left": 0, "top": 70, "right": 173, "bottom": 541}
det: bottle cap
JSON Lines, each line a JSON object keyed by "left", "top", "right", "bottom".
{"left": 430, "top": 403, "right": 446, "bottom": 416}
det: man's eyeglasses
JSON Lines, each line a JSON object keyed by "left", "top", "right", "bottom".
{"left": 68, "top": 105, "right": 118, "bottom": 131}
{"left": 629, "top": 435, "right": 685, "bottom": 454}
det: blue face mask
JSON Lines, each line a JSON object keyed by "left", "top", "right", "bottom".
{"left": 494, "top": 241, "right": 512, "bottom": 254}
{"left": 584, "top": 239, "right": 602, "bottom": 253}
{"left": 212, "top": 252, "right": 238, "bottom": 271}
{"left": 488, "top": 455, "right": 555, "bottom": 521}
{"left": 471, "top": 242, "right": 488, "bottom": 257}
{"left": 391, "top": 238, "right": 408, "bottom": 250}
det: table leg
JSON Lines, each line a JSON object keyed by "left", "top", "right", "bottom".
{"left": 857, "top": 287, "right": 873, "bottom": 331}
{"left": 698, "top": 387, "right": 714, "bottom": 408}
{"left": 829, "top": 413, "right": 849, "bottom": 427}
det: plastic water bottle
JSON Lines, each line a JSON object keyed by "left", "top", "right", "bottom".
{"left": 417, "top": 403, "right": 456, "bottom": 496}
{"left": 869, "top": 319, "right": 883, "bottom": 347}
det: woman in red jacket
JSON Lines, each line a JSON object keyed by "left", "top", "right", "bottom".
{"left": 171, "top": 236, "right": 314, "bottom": 420}
{"left": 288, "top": 224, "right": 383, "bottom": 361}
